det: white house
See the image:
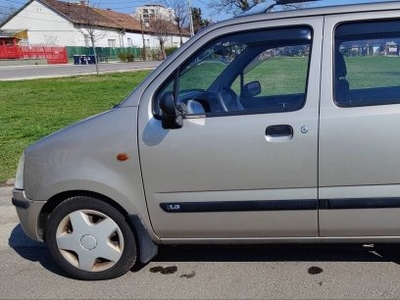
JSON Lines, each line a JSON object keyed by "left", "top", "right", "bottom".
{"left": 0, "top": 0, "right": 189, "bottom": 49}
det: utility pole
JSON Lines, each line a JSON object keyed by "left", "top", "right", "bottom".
{"left": 140, "top": 15, "right": 147, "bottom": 61}
{"left": 188, "top": 0, "right": 194, "bottom": 37}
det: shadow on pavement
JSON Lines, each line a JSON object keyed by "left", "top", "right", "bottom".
{"left": 153, "top": 243, "right": 400, "bottom": 264}
{"left": 8, "top": 223, "right": 400, "bottom": 277}
{"left": 8, "top": 224, "right": 68, "bottom": 278}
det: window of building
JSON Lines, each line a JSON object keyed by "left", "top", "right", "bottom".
{"left": 108, "top": 39, "right": 116, "bottom": 48}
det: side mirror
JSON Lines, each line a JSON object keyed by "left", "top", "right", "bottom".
{"left": 242, "top": 81, "right": 261, "bottom": 98}
{"left": 159, "top": 92, "right": 183, "bottom": 129}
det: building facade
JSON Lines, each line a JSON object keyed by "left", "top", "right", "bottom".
{"left": 134, "top": 4, "right": 175, "bottom": 23}
{"left": 0, "top": 0, "right": 189, "bottom": 50}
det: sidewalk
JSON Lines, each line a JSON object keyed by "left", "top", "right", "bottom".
{"left": 0, "top": 58, "right": 122, "bottom": 68}
{"left": 0, "top": 184, "right": 13, "bottom": 204}
{"left": 0, "top": 180, "right": 44, "bottom": 250}
{"left": 0, "top": 58, "right": 47, "bottom": 67}
{"left": 0, "top": 179, "right": 14, "bottom": 205}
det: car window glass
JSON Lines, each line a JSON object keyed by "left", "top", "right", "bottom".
{"left": 179, "top": 41, "right": 247, "bottom": 92}
{"left": 155, "top": 27, "right": 312, "bottom": 117}
{"left": 232, "top": 45, "right": 310, "bottom": 97}
{"left": 334, "top": 20, "right": 400, "bottom": 107}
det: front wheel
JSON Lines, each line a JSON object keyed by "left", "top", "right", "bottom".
{"left": 45, "top": 196, "right": 137, "bottom": 280}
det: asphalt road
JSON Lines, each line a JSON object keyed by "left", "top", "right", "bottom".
{"left": 3, "top": 185, "right": 400, "bottom": 299}
{"left": 0, "top": 61, "right": 160, "bottom": 81}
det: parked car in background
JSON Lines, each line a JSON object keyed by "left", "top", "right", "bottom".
{"left": 12, "top": 0, "right": 400, "bottom": 280}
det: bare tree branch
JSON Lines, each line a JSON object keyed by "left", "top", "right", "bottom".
{"left": 208, "top": 0, "right": 264, "bottom": 15}
{"left": 73, "top": 3, "right": 110, "bottom": 74}
{"left": 162, "top": 0, "right": 189, "bottom": 45}
{"left": 208, "top": 0, "right": 305, "bottom": 16}
{"left": 149, "top": 17, "right": 174, "bottom": 60}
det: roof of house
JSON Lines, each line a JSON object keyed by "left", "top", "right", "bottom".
{"left": 0, "top": 29, "right": 22, "bottom": 37}
{"left": 40, "top": 0, "right": 141, "bottom": 31}
{"left": 94, "top": 8, "right": 142, "bottom": 32}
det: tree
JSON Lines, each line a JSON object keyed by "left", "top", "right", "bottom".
{"left": 150, "top": 17, "right": 174, "bottom": 60}
{"left": 191, "top": 7, "right": 210, "bottom": 33}
{"left": 162, "top": 0, "right": 189, "bottom": 45}
{"left": 72, "top": 2, "right": 109, "bottom": 74}
{"left": 209, "top": 0, "right": 261, "bottom": 15}
{"left": 209, "top": 0, "right": 306, "bottom": 16}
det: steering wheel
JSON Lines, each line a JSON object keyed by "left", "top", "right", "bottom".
{"left": 216, "top": 85, "right": 244, "bottom": 112}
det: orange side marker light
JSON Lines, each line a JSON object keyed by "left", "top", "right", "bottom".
{"left": 117, "top": 153, "right": 129, "bottom": 161}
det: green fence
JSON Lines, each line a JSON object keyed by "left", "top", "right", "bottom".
{"left": 66, "top": 46, "right": 178, "bottom": 62}
{"left": 66, "top": 46, "right": 142, "bottom": 61}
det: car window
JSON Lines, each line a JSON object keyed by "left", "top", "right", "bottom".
{"left": 154, "top": 26, "right": 312, "bottom": 117}
{"left": 334, "top": 20, "right": 400, "bottom": 107}
{"left": 232, "top": 45, "right": 310, "bottom": 97}
{"left": 178, "top": 41, "right": 246, "bottom": 92}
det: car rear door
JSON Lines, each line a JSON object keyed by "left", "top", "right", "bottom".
{"left": 319, "top": 12, "right": 400, "bottom": 237}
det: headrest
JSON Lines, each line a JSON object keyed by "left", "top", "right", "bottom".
{"left": 336, "top": 52, "right": 347, "bottom": 78}
{"left": 187, "top": 100, "right": 205, "bottom": 114}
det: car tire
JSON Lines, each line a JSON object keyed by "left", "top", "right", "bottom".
{"left": 45, "top": 196, "right": 137, "bottom": 280}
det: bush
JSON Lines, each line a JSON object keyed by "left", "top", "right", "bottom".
{"left": 149, "top": 49, "right": 159, "bottom": 61}
{"left": 118, "top": 52, "right": 135, "bottom": 62}
{"left": 118, "top": 52, "right": 127, "bottom": 62}
{"left": 165, "top": 47, "right": 178, "bottom": 56}
{"left": 126, "top": 53, "right": 134, "bottom": 62}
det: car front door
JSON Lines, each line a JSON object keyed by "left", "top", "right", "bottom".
{"left": 138, "top": 20, "right": 323, "bottom": 240}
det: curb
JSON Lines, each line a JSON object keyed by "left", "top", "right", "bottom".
{"left": 2, "top": 178, "right": 15, "bottom": 187}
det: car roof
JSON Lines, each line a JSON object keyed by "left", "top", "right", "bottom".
{"left": 191, "top": 1, "right": 400, "bottom": 41}
{"left": 239, "top": 0, "right": 399, "bottom": 17}
{"left": 235, "top": 0, "right": 400, "bottom": 20}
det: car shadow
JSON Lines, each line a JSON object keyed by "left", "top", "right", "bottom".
{"left": 8, "top": 224, "right": 68, "bottom": 278}
{"left": 8, "top": 223, "right": 400, "bottom": 278}
{"left": 152, "top": 243, "right": 400, "bottom": 264}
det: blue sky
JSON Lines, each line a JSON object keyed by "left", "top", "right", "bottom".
{"left": 0, "top": 0, "right": 398, "bottom": 22}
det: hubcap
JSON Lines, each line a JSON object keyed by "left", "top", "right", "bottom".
{"left": 55, "top": 209, "right": 124, "bottom": 272}
{"left": 80, "top": 234, "right": 97, "bottom": 250}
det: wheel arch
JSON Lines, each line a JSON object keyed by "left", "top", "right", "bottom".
{"left": 39, "top": 190, "right": 158, "bottom": 264}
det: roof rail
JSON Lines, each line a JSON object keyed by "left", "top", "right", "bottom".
{"left": 264, "top": 0, "right": 320, "bottom": 12}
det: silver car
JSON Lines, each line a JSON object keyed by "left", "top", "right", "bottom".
{"left": 12, "top": 0, "right": 400, "bottom": 280}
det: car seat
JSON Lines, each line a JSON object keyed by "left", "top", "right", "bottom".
{"left": 335, "top": 52, "right": 350, "bottom": 105}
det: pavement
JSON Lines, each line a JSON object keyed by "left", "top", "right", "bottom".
{"left": 0, "top": 183, "right": 18, "bottom": 251}
{"left": 0, "top": 180, "right": 45, "bottom": 251}
{"left": 0, "top": 181, "right": 14, "bottom": 205}
{"left": 0, "top": 60, "right": 160, "bottom": 81}
{"left": 0, "top": 183, "right": 13, "bottom": 205}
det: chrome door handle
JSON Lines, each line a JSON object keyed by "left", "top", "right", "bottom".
{"left": 265, "top": 125, "right": 293, "bottom": 142}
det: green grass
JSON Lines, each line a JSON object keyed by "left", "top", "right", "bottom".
{"left": 2, "top": 55, "right": 400, "bottom": 184}
{"left": 345, "top": 56, "right": 400, "bottom": 88}
{"left": 180, "top": 57, "right": 309, "bottom": 96}
{"left": 241, "top": 56, "right": 309, "bottom": 95}
{"left": 0, "top": 71, "right": 150, "bottom": 183}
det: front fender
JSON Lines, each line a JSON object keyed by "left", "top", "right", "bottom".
{"left": 22, "top": 107, "right": 159, "bottom": 243}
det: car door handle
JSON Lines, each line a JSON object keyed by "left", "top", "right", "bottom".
{"left": 265, "top": 125, "right": 293, "bottom": 142}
